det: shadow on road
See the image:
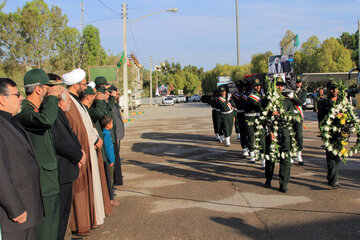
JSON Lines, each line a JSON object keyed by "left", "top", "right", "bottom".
{"left": 211, "top": 215, "right": 360, "bottom": 240}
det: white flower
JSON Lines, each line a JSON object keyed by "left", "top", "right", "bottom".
{"left": 333, "top": 150, "right": 338, "bottom": 156}
{"left": 265, "top": 155, "right": 270, "bottom": 160}
{"left": 354, "top": 149, "right": 358, "bottom": 154}
{"left": 326, "top": 119, "right": 331, "bottom": 125}
{"left": 333, "top": 126, "right": 338, "bottom": 132}
{"left": 328, "top": 146, "right": 333, "bottom": 151}
{"left": 324, "top": 126, "right": 330, "bottom": 132}
{"left": 351, "top": 128, "right": 356, "bottom": 133}
{"left": 324, "top": 142, "right": 329, "bottom": 147}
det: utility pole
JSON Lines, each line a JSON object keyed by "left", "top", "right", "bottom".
{"left": 81, "top": 0, "right": 85, "bottom": 31}
{"left": 358, "top": 20, "right": 360, "bottom": 68}
{"left": 150, "top": 56, "right": 153, "bottom": 106}
{"left": 122, "top": 3, "right": 129, "bottom": 119}
{"left": 235, "top": 0, "right": 240, "bottom": 66}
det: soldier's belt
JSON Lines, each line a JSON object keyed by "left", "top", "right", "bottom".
{"left": 236, "top": 110, "right": 245, "bottom": 113}
{"left": 221, "top": 110, "right": 233, "bottom": 114}
{"left": 244, "top": 113, "right": 260, "bottom": 117}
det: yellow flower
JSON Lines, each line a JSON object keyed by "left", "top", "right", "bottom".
{"left": 337, "top": 114, "right": 342, "bottom": 119}
{"left": 340, "top": 118, "right": 346, "bottom": 125}
{"left": 341, "top": 141, "right": 348, "bottom": 146}
{"left": 343, "top": 113, "right": 348, "bottom": 118}
{"left": 342, "top": 133, "right": 349, "bottom": 138}
{"left": 340, "top": 148, "right": 348, "bottom": 156}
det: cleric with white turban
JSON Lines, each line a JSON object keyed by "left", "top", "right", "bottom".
{"left": 62, "top": 68, "right": 86, "bottom": 86}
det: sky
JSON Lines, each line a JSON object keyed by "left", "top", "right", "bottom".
{"left": 4, "top": 0, "right": 360, "bottom": 71}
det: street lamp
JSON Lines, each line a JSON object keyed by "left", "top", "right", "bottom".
{"left": 122, "top": 5, "right": 178, "bottom": 118}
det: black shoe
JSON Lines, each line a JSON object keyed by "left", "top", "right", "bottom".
{"left": 298, "top": 161, "right": 304, "bottom": 166}
{"left": 279, "top": 185, "right": 288, "bottom": 193}
{"left": 264, "top": 181, "right": 271, "bottom": 188}
{"left": 72, "top": 238, "right": 83, "bottom": 240}
{"left": 331, "top": 181, "right": 341, "bottom": 189}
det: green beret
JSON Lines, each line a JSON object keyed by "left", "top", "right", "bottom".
{"left": 96, "top": 86, "right": 107, "bottom": 94}
{"left": 95, "top": 76, "right": 108, "bottom": 87}
{"left": 296, "top": 75, "right": 302, "bottom": 82}
{"left": 275, "top": 77, "right": 285, "bottom": 85}
{"left": 24, "top": 69, "right": 62, "bottom": 86}
{"left": 252, "top": 78, "right": 261, "bottom": 87}
{"left": 327, "top": 80, "right": 337, "bottom": 89}
{"left": 84, "top": 86, "right": 95, "bottom": 95}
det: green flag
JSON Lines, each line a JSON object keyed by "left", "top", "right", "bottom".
{"left": 294, "top": 34, "right": 299, "bottom": 47}
{"left": 117, "top": 51, "right": 125, "bottom": 68}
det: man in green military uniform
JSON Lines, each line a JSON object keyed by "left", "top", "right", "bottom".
{"left": 210, "top": 88, "right": 222, "bottom": 141}
{"left": 288, "top": 76, "right": 307, "bottom": 165}
{"left": 18, "top": 69, "right": 64, "bottom": 240}
{"left": 217, "top": 85, "right": 235, "bottom": 146}
{"left": 231, "top": 80, "right": 248, "bottom": 151}
{"left": 265, "top": 77, "right": 293, "bottom": 193}
{"left": 318, "top": 80, "right": 341, "bottom": 189}
{"left": 245, "top": 78, "right": 265, "bottom": 167}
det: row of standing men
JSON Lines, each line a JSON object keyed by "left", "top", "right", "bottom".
{"left": 0, "top": 68, "right": 124, "bottom": 240}
{"left": 209, "top": 75, "right": 307, "bottom": 193}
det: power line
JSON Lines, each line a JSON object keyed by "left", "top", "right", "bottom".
{"left": 96, "top": 0, "right": 121, "bottom": 15}
{"left": 127, "top": 22, "right": 145, "bottom": 66}
{"left": 71, "top": 14, "right": 121, "bottom": 27}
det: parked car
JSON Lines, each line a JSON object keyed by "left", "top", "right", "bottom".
{"left": 193, "top": 94, "right": 201, "bottom": 102}
{"left": 303, "top": 94, "right": 314, "bottom": 110}
{"left": 186, "top": 96, "right": 195, "bottom": 102}
{"left": 163, "top": 97, "right": 174, "bottom": 106}
{"left": 177, "top": 95, "right": 186, "bottom": 103}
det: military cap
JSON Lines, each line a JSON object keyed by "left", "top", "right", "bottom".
{"left": 84, "top": 86, "right": 95, "bottom": 95}
{"left": 97, "top": 86, "right": 107, "bottom": 94}
{"left": 95, "top": 76, "right": 108, "bottom": 86}
{"left": 296, "top": 75, "right": 303, "bottom": 82}
{"left": 252, "top": 78, "right": 261, "bottom": 87}
{"left": 24, "top": 69, "right": 62, "bottom": 86}
{"left": 218, "top": 85, "right": 227, "bottom": 92}
{"left": 275, "top": 77, "right": 286, "bottom": 85}
{"left": 47, "top": 73, "right": 61, "bottom": 81}
{"left": 327, "top": 80, "right": 337, "bottom": 89}
{"left": 108, "top": 84, "right": 118, "bottom": 92}
{"left": 235, "top": 80, "right": 244, "bottom": 87}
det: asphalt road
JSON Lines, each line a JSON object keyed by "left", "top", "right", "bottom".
{"left": 85, "top": 103, "right": 360, "bottom": 240}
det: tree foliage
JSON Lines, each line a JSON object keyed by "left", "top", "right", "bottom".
{"left": 250, "top": 51, "right": 272, "bottom": 74}
{"left": 280, "top": 30, "right": 297, "bottom": 55}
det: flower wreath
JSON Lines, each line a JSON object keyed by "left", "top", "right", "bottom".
{"left": 319, "top": 80, "right": 360, "bottom": 163}
{"left": 253, "top": 77, "right": 299, "bottom": 162}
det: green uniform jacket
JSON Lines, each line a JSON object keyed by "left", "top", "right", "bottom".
{"left": 290, "top": 89, "right": 307, "bottom": 118}
{"left": 18, "top": 96, "right": 60, "bottom": 196}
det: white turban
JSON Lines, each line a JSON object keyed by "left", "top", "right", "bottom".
{"left": 62, "top": 68, "right": 86, "bottom": 86}
{"left": 87, "top": 81, "right": 96, "bottom": 89}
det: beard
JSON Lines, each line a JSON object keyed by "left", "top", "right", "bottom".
{"left": 77, "top": 88, "right": 85, "bottom": 100}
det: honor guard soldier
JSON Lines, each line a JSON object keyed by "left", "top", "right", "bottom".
{"left": 265, "top": 77, "right": 293, "bottom": 193}
{"left": 317, "top": 80, "right": 341, "bottom": 189}
{"left": 289, "top": 76, "right": 307, "bottom": 165}
{"left": 218, "top": 85, "right": 235, "bottom": 146}
{"left": 210, "top": 89, "right": 223, "bottom": 141}
{"left": 231, "top": 80, "right": 248, "bottom": 151}
{"left": 245, "top": 77, "right": 265, "bottom": 166}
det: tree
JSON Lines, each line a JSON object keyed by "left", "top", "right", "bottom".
{"left": 337, "top": 31, "right": 359, "bottom": 67}
{"left": 317, "top": 37, "right": 355, "bottom": 72}
{"left": 294, "top": 36, "right": 321, "bottom": 73}
{"left": 280, "top": 30, "right": 297, "bottom": 55}
{"left": 250, "top": 51, "right": 273, "bottom": 74}
{"left": 0, "top": 0, "right": 67, "bottom": 71}
{"left": 56, "top": 26, "right": 83, "bottom": 70}
{"left": 81, "top": 25, "right": 107, "bottom": 68}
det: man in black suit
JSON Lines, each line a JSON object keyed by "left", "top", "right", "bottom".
{"left": 51, "top": 88, "right": 86, "bottom": 240}
{"left": 0, "top": 78, "right": 43, "bottom": 240}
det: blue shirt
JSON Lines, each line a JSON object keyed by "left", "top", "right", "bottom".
{"left": 102, "top": 128, "right": 115, "bottom": 164}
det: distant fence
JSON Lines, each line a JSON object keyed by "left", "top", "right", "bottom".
{"left": 141, "top": 97, "right": 163, "bottom": 105}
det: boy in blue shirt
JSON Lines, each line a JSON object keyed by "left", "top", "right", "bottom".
{"left": 101, "top": 115, "right": 118, "bottom": 206}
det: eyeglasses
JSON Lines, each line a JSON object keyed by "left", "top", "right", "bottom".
{"left": 7, "top": 92, "right": 21, "bottom": 98}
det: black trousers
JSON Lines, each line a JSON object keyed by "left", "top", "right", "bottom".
{"left": 2, "top": 226, "right": 37, "bottom": 240}
{"left": 113, "top": 141, "right": 123, "bottom": 186}
{"left": 58, "top": 183, "right": 73, "bottom": 240}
